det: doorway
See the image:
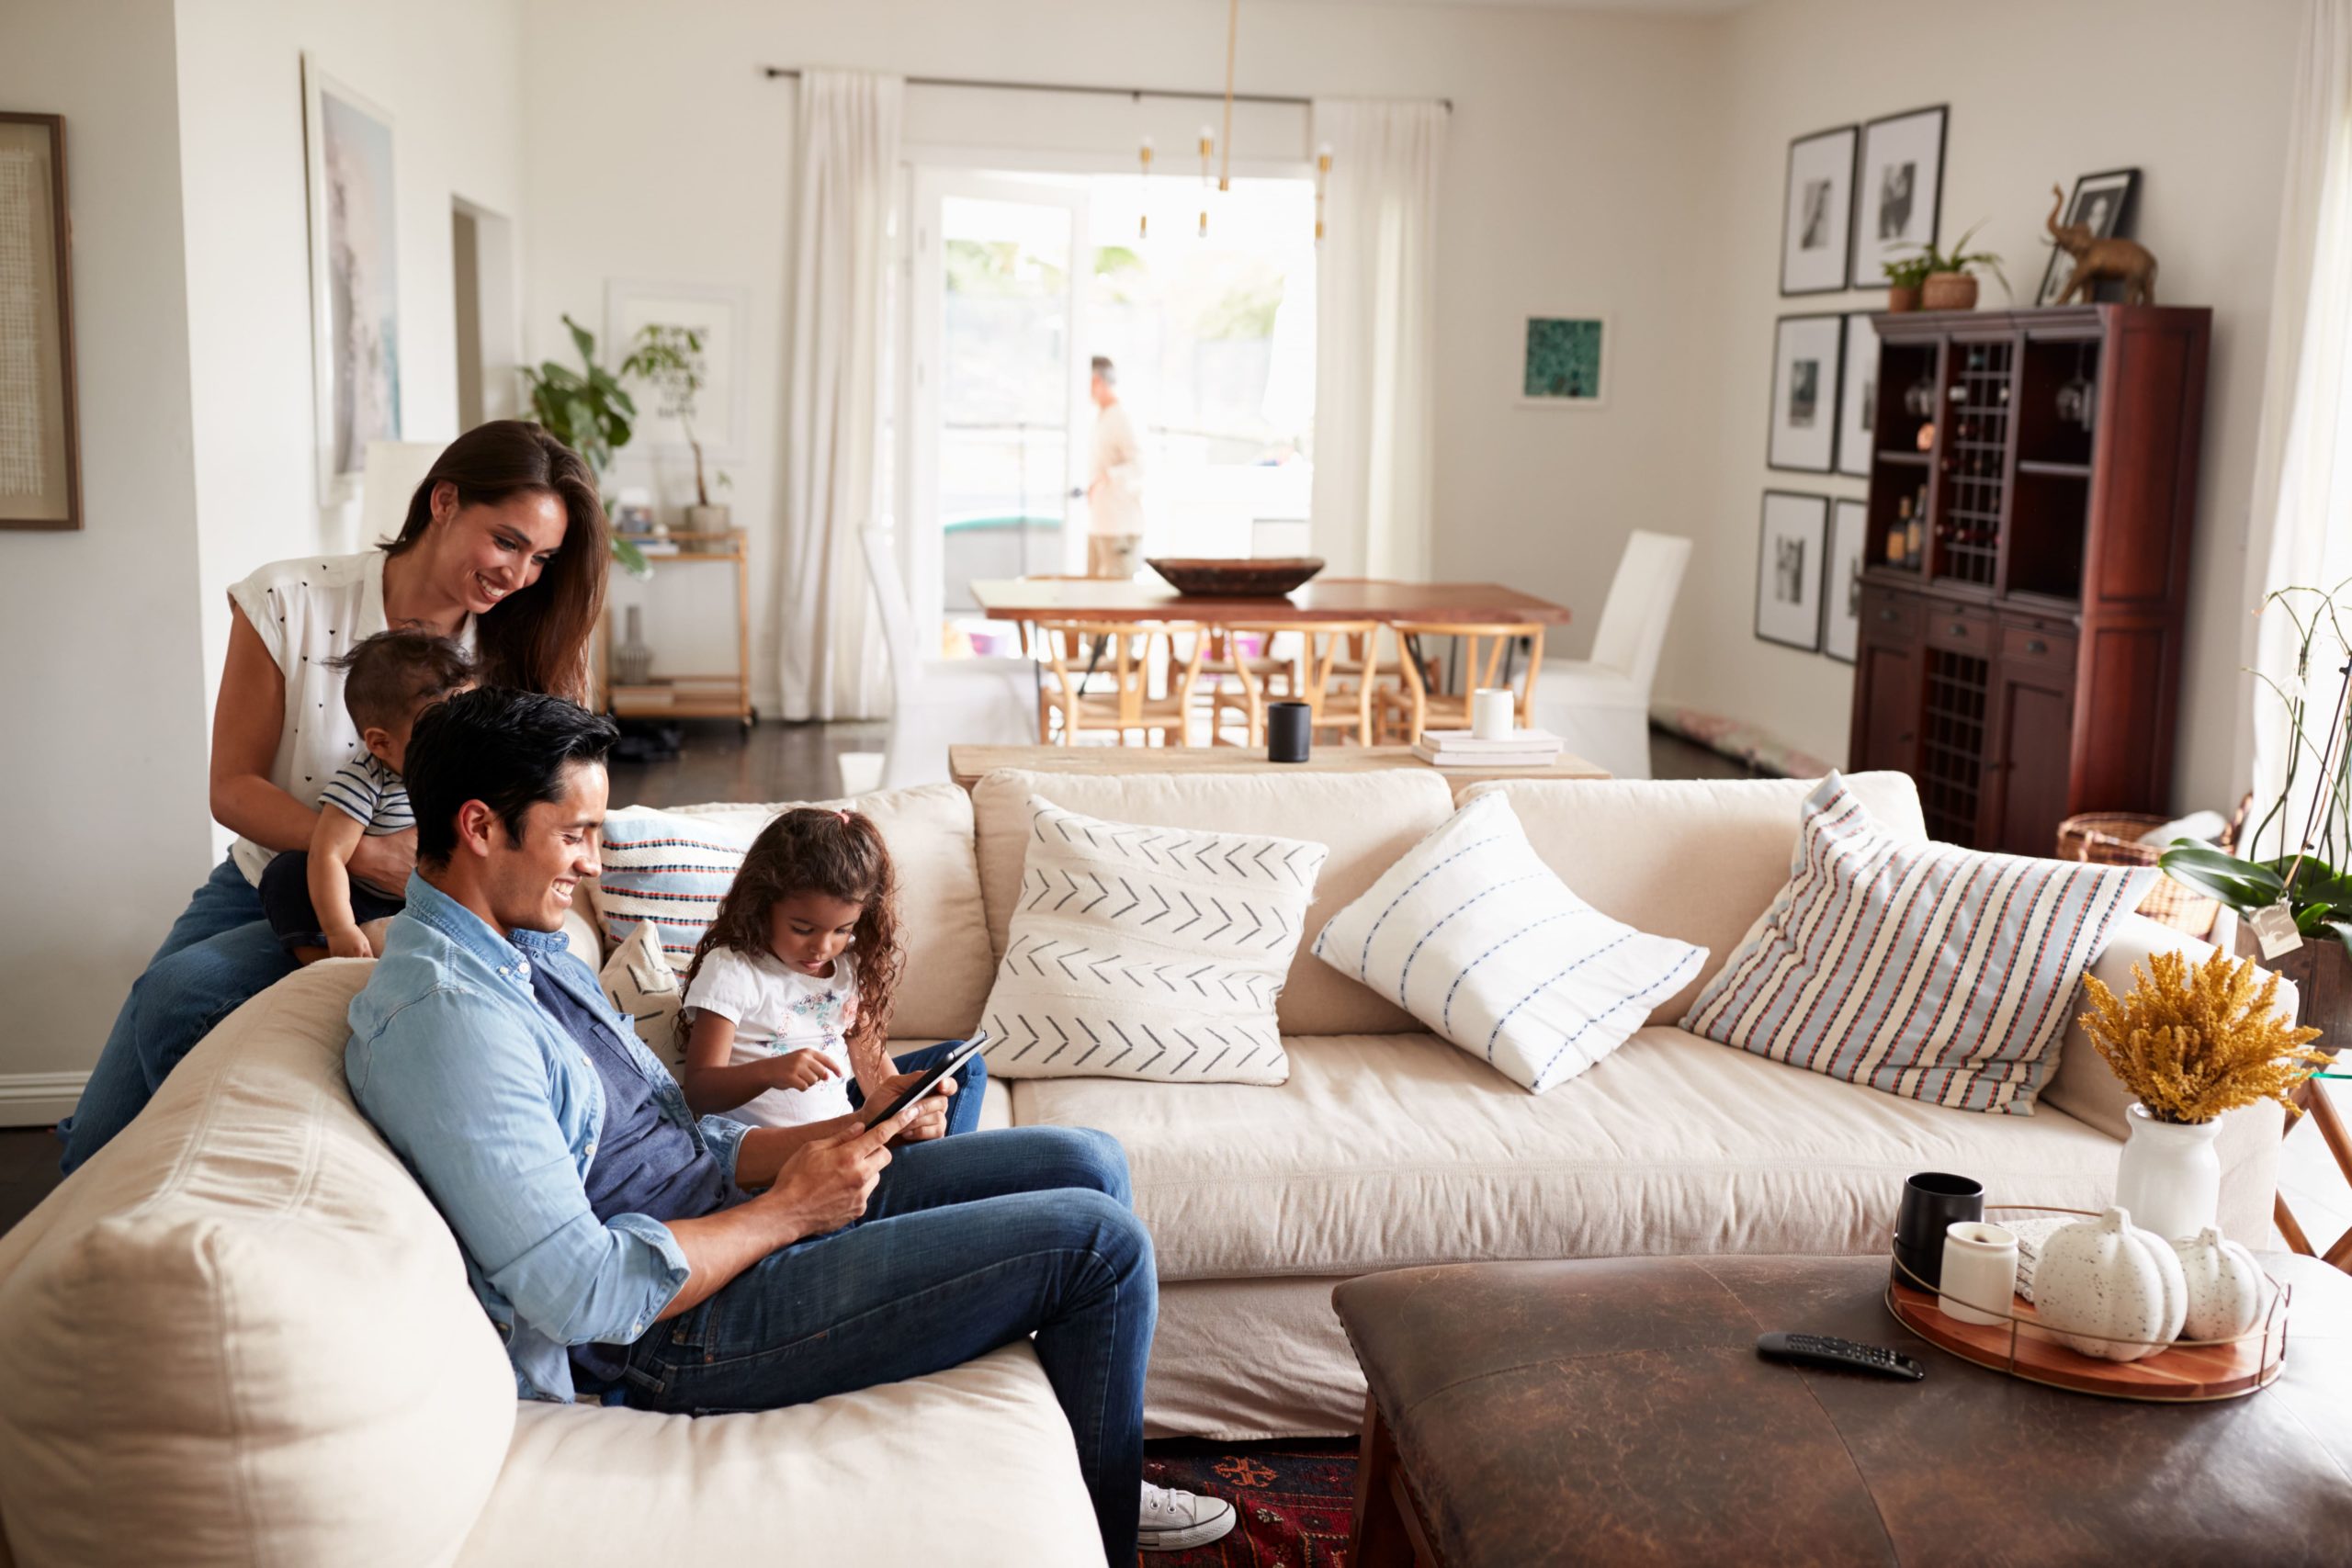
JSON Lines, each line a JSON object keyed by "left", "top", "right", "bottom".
{"left": 451, "top": 197, "right": 518, "bottom": 431}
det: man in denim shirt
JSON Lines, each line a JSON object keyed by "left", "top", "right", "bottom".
{"left": 345, "top": 689, "right": 1233, "bottom": 1558}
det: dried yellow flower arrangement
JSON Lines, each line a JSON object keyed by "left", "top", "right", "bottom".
{"left": 2077, "top": 949, "right": 2327, "bottom": 1125}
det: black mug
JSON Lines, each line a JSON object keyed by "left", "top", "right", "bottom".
{"left": 1892, "top": 1171, "right": 1984, "bottom": 1291}
{"left": 1267, "top": 702, "right": 1311, "bottom": 763}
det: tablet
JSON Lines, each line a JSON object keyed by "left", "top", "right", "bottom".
{"left": 857, "top": 1032, "right": 990, "bottom": 1129}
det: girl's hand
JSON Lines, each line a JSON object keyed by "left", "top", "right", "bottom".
{"left": 869, "top": 1070, "right": 955, "bottom": 1146}
{"left": 763, "top": 1049, "right": 844, "bottom": 1094}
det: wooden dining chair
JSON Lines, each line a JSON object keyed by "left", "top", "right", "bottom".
{"left": 1383, "top": 622, "right": 1548, "bottom": 746}
{"left": 1033, "top": 620, "right": 1205, "bottom": 747}
{"left": 1229, "top": 621, "right": 1382, "bottom": 746}
{"left": 1191, "top": 627, "right": 1306, "bottom": 746}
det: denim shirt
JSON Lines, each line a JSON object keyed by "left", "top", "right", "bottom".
{"left": 345, "top": 874, "right": 750, "bottom": 1403}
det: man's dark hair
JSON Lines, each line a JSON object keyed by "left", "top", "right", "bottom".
{"left": 1091, "top": 355, "right": 1114, "bottom": 381}
{"left": 331, "top": 628, "right": 474, "bottom": 732}
{"left": 403, "top": 688, "right": 616, "bottom": 867}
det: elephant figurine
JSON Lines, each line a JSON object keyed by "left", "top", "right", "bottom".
{"left": 2048, "top": 184, "right": 2158, "bottom": 305}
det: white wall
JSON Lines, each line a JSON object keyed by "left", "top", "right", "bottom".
{"left": 0, "top": 0, "right": 212, "bottom": 1111}
{"left": 1661, "top": 0, "right": 2301, "bottom": 810}
{"left": 519, "top": 0, "right": 1728, "bottom": 714}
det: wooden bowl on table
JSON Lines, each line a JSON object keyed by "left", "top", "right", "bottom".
{"left": 1147, "top": 557, "right": 1326, "bottom": 598}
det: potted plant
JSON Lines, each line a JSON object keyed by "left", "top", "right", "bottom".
{"left": 619, "top": 323, "right": 732, "bottom": 534}
{"left": 1885, "top": 221, "right": 2010, "bottom": 312}
{"left": 520, "top": 314, "right": 649, "bottom": 576}
{"left": 2076, "top": 948, "right": 2324, "bottom": 1239}
{"left": 1881, "top": 253, "right": 1934, "bottom": 312}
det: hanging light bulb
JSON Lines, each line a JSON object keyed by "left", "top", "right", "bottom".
{"left": 1315, "top": 141, "right": 1332, "bottom": 243}
{"left": 1137, "top": 135, "right": 1153, "bottom": 239}
{"left": 1197, "top": 124, "right": 1215, "bottom": 237}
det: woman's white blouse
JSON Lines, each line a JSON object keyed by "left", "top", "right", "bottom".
{"left": 224, "top": 549, "right": 472, "bottom": 885}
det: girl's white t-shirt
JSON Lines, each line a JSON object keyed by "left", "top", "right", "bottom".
{"left": 223, "top": 548, "right": 474, "bottom": 886}
{"left": 681, "top": 947, "right": 859, "bottom": 1127}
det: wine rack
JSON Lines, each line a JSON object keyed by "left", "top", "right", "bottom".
{"left": 1937, "top": 340, "right": 2013, "bottom": 589}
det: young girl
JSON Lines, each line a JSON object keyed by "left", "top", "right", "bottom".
{"left": 677, "top": 807, "right": 986, "bottom": 1135}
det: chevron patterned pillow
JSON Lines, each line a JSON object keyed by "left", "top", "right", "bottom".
{"left": 979, "top": 797, "right": 1329, "bottom": 1084}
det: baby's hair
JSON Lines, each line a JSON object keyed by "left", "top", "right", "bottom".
{"left": 330, "top": 628, "right": 475, "bottom": 733}
{"left": 678, "top": 807, "right": 904, "bottom": 1061}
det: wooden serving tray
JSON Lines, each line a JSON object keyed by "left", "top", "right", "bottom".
{"left": 1886, "top": 1279, "right": 2288, "bottom": 1402}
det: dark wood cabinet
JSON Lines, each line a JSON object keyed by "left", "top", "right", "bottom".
{"left": 1846, "top": 304, "right": 2209, "bottom": 853}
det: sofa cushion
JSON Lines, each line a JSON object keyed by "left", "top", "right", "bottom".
{"left": 1682, "top": 773, "right": 2153, "bottom": 1115}
{"left": 973, "top": 768, "right": 1455, "bottom": 1035}
{"left": 1463, "top": 771, "right": 1927, "bottom": 1023}
{"left": 588, "top": 784, "right": 992, "bottom": 1041}
{"left": 0, "top": 964, "right": 516, "bottom": 1568}
{"left": 1311, "top": 792, "right": 1705, "bottom": 1093}
{"left": 601, "top": 919, "right": 684, "bottom": 1065}
{"left": 454, "top": 1344, "right": 1100, "bottom": 1567}
{"left": 1009, "top": 1026, "right": 2142, "bottom": 1282}
{"left": 978, "top": 796, "right": 1324, "bottom": 1084}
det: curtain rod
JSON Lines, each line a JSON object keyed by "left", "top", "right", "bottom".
{"left": 759, "top": 65, "right": 1452, "bottom": 114}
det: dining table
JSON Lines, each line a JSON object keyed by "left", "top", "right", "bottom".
{"left": 966, "top": 575, "right": 1574, "bottom": 629}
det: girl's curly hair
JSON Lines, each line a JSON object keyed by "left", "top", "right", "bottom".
{"left": 677, "top": 808, "right": 903, "bottom": 1064}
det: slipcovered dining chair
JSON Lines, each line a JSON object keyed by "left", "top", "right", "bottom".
{"left": 858, "top": 524, "right": 1036, "bottom": 789}
{"left": 1529, "top": 529, "right": 1691, "bottom": 780}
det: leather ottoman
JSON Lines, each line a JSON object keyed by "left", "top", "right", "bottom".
{"left": 1333, "top": 1254, "right": 2352, "bottom": 1567}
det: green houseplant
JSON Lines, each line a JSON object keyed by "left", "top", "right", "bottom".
{"left": 1881, "top": 253, "right": 1936, "bottom": 312}
{"left": 520, "top": 314, "right": 648, "bottom": 575}
{"left": 617, "top": 324, "right": 728, "bottom": 526}
{"left": 1912, "top": 220, "right": 2009, "bottom": 312}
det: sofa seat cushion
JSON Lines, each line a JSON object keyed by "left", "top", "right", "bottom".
{"left": 455, "top": 1343, "right": 1100, "bottom": 1567}
{"left": 1009, "top": 1026, "right": 2130, "bottom": 1282}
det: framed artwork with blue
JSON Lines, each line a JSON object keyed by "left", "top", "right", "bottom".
{"left": 1520, "top": 314, "right": 1609, "bottom": 407}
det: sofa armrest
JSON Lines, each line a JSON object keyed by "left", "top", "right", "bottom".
{"left": 2042, "top": 911, "right": 2292, "bottom": 1247}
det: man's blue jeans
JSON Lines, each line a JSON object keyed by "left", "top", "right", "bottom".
{"left": 60, "top": 859, "right": 297, "bottom": 1173}
{"left": 843, "top": 1038, "right": 989, "bottom": 1138}
{"left": 615, "top": 1125, "right": 1154, "bottom": 1562}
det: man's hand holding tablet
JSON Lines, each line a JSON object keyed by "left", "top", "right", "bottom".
{"left": 856, "top": 1032, "right": 989, "bottom": 1144}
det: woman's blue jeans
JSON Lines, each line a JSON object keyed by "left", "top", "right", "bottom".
{"left": 58, "top": 858, "right": 296, "bottom": 1173}
{"left": 616, "top": 1125, "right": 1155, "bottom": 1563}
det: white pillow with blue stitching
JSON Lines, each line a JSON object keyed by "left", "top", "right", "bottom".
{"left": 1311, "top": 792, "right": 1707, "bottom": 1094}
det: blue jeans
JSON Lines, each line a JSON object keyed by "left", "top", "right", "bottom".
{"left": 616, "top": 1125, "right": 1154, "bottom": 1562}
{"left": 842, "top": 1038, "right": 989, "bottom": 1138}
{"left": 59, "top": 858, "right": 297, "bottom": 1173}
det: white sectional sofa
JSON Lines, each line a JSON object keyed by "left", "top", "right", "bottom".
{"left": 0, "top": 769, "right": 2282, "bottom": 1563}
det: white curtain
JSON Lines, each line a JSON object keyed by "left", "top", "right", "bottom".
{"left": 1310, "top": 99, "right": 1445, "bottom": 581}
{"left": 777, "top": 70, "right": 902, "bottom": 721}
{"left": 2242, "top": 0, "right": 2352, "bottom": 858}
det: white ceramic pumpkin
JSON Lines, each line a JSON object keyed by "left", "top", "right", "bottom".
{"left": 2032, "top": 1206, "right": 2187, "bottom": 1361}
{"left": 2173, "top": 1227, "right": 2267, "bottom": 1340}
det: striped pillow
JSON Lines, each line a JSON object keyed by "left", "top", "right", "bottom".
{"left": 592, "top": 807, "right": 764, "bottom": 962}
{"left": 1680, "top": 773, "right": 2153, "bottom": 1114}
{"left": 1311, "top": 792, "right": 1706, "bottom": 1094}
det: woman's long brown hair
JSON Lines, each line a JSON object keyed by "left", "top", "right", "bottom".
{"left": 383, "top": 420, "right": 606, "bottom": 703}
{"left": 678, "top": 809, "right": 905, "bottom": 1062}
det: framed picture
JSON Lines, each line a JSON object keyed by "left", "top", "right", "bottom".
{"left": 1824, "top": 498, "right": 1868, "bottom": 663}
{"left": 303, "top": 58, "right": 402, "bottom": 507}
{"left": 1757, "top": 491, "right": 1828, "bottom": 652}
{"left": 0, "top": 113, "right": 79, "bottom": 531}
{"left": 2039, "top": 168, "right": 2141, "bottom": 306}
{"left": 1768, "top": 314, "right": 1844, "bottom": 473}
{"left": 1850, "top": 106, "right": 1947, "bottom": 288}
{"left": 1781, "top": 125, "right": 1858, "bottom": 295}
{"left": 1518, "top": 314, "right": 1609, "bottom": 406}
{"left": 608, "top": 280, "right": 752, "bottom": 457}
{"left": 1836, "top": 310, "right": 1879, "bottom": 478}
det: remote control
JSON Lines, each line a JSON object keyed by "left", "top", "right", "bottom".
{"left": 1755, "top": 1332, "right": 1925, "bottom": 1381}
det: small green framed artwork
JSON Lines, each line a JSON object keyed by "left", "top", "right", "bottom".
{"left": 1520, "top": 314, "right": 1609, "bottom": 407}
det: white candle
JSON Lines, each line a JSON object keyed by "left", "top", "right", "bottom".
{"left": 1938, "top": 1221, "right": 2019, "bottom": 1326}
{"left": 1471, "top": 687, "right": 1515, "bottom": 740}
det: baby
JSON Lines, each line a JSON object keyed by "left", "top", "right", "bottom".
{"left": 260, "top": 628, "right": 474, "bottom": 962}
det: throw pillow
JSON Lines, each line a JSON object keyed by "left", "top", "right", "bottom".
{"left": 593, "top": 806, "right": 763, "bottom": 963}
{"left": 978, "top": 797, "right": 1328, "bottom": 1084}
{"left": 1680, "top": 772, "right": 2154, "bottom": 1115}
{"left": 1309, "top": 792, "right": 1707, "bottom": 1093}
{"left": 599, "top": 919, "right": 684, "bottom": 1067}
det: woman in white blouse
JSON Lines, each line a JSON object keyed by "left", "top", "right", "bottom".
{"left": 59, "top": 421, "right": 609, "bottom": 1171}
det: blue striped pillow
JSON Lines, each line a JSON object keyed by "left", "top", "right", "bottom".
{"left": 1680, "top": 773, "right": 2153, "bottom": 1114}
{"left": 593, "top": 807, "right": 763, "bottom": 963}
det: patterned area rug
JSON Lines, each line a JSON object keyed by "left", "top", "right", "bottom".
{"left": 1142, "top": 1438, "right": 1358, "bottom": 1566}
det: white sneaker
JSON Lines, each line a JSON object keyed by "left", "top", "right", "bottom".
{"left": 1138, "top": 1480, "right": 1238, "bottom": 1552}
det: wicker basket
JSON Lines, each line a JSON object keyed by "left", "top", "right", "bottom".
{"left": 2055, "top": 804, "right": 2244, "bottom": 940}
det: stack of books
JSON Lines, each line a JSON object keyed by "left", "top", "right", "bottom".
{"left": 1411, "top": 728, "right": 1565, "bottom": 770}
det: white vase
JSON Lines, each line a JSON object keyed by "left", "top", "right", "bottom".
{"left": 2112, "top": 1103, "right": 2222, "bottom": 1242}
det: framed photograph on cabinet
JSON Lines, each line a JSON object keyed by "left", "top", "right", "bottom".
{"left": 1850, "top": 105, "right": 1946, "bottom": 288}
{"left": 1768, "top": 313, "right": 1844, "bottom": 473}
{"left": 1757, "top": 491, "right": 1828, "bottom": 652}
{"left": 1781, "top": 125, "right": 1858, "bottom": 295}
{"left": 2039, "top": 168, "right": 2140, "bottom": 306}
{"left": 1824, "top": 497, "right": 1867, "bottom": 663}
{"left": 0, "top": 112, "right": 79, "bottom": 530}
{"left": 303, "top": 57, "right": 402, "bottom": 506}
{"left": 1836, "top": 310, "right": 1878, "bottom": 477}
{"left": 1518, "top": 314, "right": 1609, "bottom": 406}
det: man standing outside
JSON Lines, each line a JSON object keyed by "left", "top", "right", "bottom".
{"left": 1085, "top": 355, "right": 1147, "bottom": 578}
{"left": 342, "top": 688, "right": 1234, "bottom": 1558}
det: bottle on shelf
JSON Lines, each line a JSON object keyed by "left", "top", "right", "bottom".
{"left": 1905, "top": 496, "right": 1925, "bottom": 566}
